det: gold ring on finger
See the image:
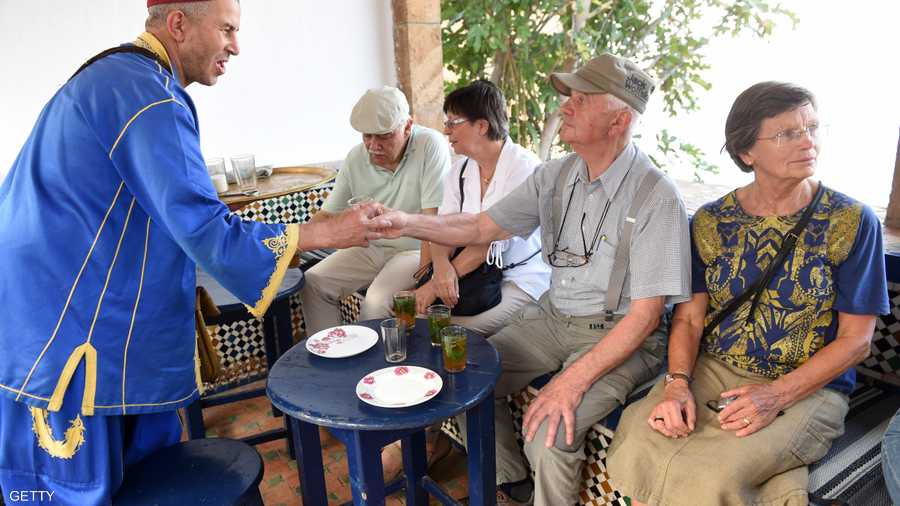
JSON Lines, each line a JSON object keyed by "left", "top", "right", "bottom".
{"left": 743, "top": 417, "right": 751, "bottom": 426}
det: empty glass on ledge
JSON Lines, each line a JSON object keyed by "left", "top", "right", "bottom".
{"left": 205, "top": 157, "right": 228, "bottom": 193}
{"left": 230, "top": 154, "right": 258, "bottom": 196}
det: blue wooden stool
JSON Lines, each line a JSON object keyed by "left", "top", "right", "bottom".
{"left": 186, "top": 268, "right": 304, "bottom": 451}
{"left": 114, "top": 438, "right": 264, "bottom": 506}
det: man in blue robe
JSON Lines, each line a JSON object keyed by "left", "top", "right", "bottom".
{"left": 0, "top": 1, "right": 387, "bottom": 503}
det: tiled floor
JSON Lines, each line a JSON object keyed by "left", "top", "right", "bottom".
{"left": 195, "top": 382, "right": 471, "bottom": 505}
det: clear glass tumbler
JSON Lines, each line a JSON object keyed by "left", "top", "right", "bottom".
{"left": 381, "top": 318, "right": 407, "bottom": 363}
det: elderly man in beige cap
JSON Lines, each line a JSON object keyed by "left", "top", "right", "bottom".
{"left": 379, "top": 54, "right": 692, "bottom": 505}
{"left": 300, "top": 86, "right": 450, "bottom": 335}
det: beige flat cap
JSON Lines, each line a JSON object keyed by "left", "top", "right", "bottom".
{"left": 349, "top": 86, "right": 411, "bottom": 134}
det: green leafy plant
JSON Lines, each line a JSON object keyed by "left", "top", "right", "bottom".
{"left": 442, "top": 0, "right": 797, "bottom": 178}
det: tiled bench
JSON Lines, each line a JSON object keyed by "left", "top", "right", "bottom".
{"left": 436, "top": 279, "right": 900, "bottom": 506}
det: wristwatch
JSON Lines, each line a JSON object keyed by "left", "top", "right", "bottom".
{"left": 664, "top": 372, "right": 692, "bottom": 386}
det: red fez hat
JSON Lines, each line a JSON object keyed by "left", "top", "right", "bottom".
{"left": 147, "top": 0, "right": 210, "bottom": 7}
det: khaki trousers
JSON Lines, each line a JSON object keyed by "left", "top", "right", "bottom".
{"left": 300, "top": 246, "right": 419, "bottom": 335}
{"left": 459, "top": 295, "right": 666, "bottom": 506}
{"left": 607, "top": 354, "right": 849, "bottom": 506}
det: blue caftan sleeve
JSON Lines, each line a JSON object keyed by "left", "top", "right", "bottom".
{"left": 108, "top": 96, "right": 298, "bottom": 318}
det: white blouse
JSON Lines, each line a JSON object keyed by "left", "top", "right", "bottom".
{"left": 438, "top": 139, "right": 551, "bottom": 301}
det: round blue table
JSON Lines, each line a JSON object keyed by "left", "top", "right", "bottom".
{"left": 267, "top": 318, "right": 501, "bottom": 506}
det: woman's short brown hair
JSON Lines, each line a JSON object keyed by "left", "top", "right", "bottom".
{"left": 724, "top": 81, "right": 817, "bottom": 173}
{"left": 443, "top": 80, "right": 509, "bottom": 141}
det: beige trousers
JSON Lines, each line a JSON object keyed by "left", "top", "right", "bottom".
{"left": 459, "top": 295, "right": 666, "bottom": 506}
{"left": 606, "top": 354, "right": 848, "bottom": 506}
{"left": 449, "top": 281, "right": 536, "bottom": 336}
{"left": 299, "top": 246, "right": 420, "bottom": 335}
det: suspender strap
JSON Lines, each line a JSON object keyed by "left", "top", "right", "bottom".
{"left": 605, "top": 169, "right": 662, "bottom": 312}
{"left": 70, "top": 45, "right": 172, "bottom": 81}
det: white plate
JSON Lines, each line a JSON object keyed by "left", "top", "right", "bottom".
{"left": 356, "top": 366, "right": 443, "bottom": 408}
{"left": 305, "top": 325, "right": 378, "bottom": 358}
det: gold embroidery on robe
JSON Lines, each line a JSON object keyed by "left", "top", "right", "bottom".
{"left": 31, "top": 407, "right": 85, "bottom": 460}
{"left": 246, "top": 224, "right": 300, "bottom": 318}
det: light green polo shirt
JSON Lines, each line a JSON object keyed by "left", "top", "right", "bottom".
{"left": 322, "top": 124, "right": 450, "bottom": 250}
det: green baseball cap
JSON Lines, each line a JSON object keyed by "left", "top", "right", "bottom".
{"left": 550, "top": 53, "right": 655, "bottom": 113}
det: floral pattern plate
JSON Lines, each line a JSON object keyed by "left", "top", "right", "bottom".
{"left": 355, "top": 366, "right": 443, "bottom": 408}
{"left": 305, "top": 325, "right": 378, "bottom": 358}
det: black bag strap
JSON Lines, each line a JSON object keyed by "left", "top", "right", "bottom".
{"left": 414, "top": 159, "right": 472, "bottom": 281}
{"left": 70, "top": 45, "right": 172, "bottom": 81}
{"left": 444, "top": 159, "right": 470, "bottom": 261}
{"left": 702, "top": 182, "right": 825, "bottom": 338}
{"left": 458, "top": 158, "right": 468, "bottom": 211}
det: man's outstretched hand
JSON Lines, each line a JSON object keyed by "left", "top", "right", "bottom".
{"left": 325, "top": 203, "right": 394, "bottom": 248}
{"left": 374, "top": 209, "right": 410, "bottom": 240}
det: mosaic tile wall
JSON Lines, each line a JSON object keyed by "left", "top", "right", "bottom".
{"left": 861, "top": 281, "right": 900, "bottom": 385}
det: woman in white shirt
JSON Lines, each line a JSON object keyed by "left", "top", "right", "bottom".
{"left": 416, "top": 79, "right": 551, "bottom": 336}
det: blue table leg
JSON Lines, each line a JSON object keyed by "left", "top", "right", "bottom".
{"left": 401, "top": 430, "right": 427, "bottom": 505}
{"left": 290, "top": 417, "right": 328, "bottom": 506}
{"left": 466, "top": 393, "right": 496, "bottom": 506}
{"left": 284, "top": 415, "right": 296, "bottom": 461}
{"left": 342, "top": 430, "right": 387, "bottom": 506}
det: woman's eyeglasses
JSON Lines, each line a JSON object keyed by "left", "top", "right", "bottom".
{"left": 756, "top": 123, "right": 825, "bottom": 148}
{"left": 443, "top": 117, "right": 469, "bottom": 129}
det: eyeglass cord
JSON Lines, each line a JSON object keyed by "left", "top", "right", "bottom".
{"left": 551, "top": 154, "right": 635, "bottom": 261}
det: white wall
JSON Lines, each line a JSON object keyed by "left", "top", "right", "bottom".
{"left": 641, "top": 0, "right": 900, "bottom": 208}
{"left": 0, "top": 1, "right": 396, "bottom": 178}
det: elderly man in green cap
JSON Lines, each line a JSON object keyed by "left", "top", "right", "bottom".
{"left": 300, "top": 86, "right": 450, "bottom": 338}
{"left": 379, "top": 53, "right": 692, "bottom": 505}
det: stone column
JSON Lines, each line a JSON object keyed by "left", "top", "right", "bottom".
{"left": 886, "top": 128, "right": 900, "bottom": 228}
{"left": 392, "top": 0, "right": 444, "bottom": 132}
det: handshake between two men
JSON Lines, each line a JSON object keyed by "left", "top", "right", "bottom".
{"left": 324, "top": 201, "right": 496, "bottom": 252}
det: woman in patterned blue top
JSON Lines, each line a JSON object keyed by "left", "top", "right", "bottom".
{"left": 607, "top": 82, "right": 890, "bottom": 506}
